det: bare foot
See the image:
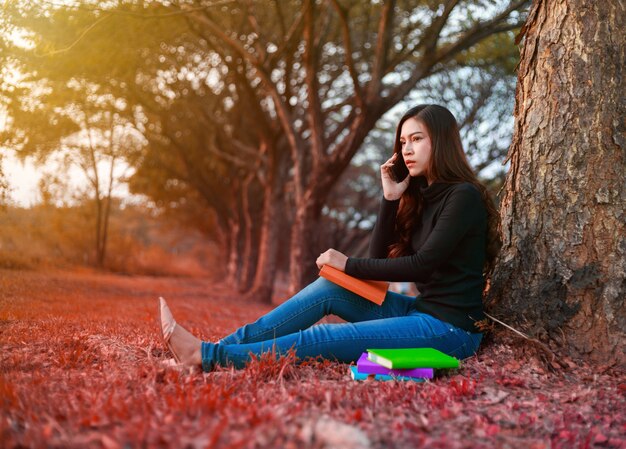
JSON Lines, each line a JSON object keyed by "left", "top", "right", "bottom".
{"left": 169, "top": 323, "right": 203, "bottom": 367}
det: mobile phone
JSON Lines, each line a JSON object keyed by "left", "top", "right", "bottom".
{"left": 390, "top": 157, "right": 408, "bottom": 183}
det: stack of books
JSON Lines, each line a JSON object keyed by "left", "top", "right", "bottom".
{"left": 349, "top": 347, "right": 460, "bottom": 382}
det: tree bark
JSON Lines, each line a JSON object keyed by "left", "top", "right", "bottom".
{"left": 94, "top": 195, "right": 104, "bottom": 267}
{"left": 246, "top": 143, "right": 287, "bottom": 303}
{"left": 488, "top": 0, "right": 625, "bottom": 364}
{"left": 288, "top": 198, "right": 324, "bottom": 296}
{"left": 225, "top": 217, "right": 241, "bottom": 287}
{"left": 238, "top": 172, "right": 257, "bottom": 292}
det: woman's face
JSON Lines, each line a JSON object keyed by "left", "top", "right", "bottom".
{"left": 399, "top": 117, "right": 432, "bottom": 180}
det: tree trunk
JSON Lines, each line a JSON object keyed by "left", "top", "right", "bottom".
{"left": 238, "top": 173, "right": 257, "bottom": 292}
{"left": 245, "top": 142, "right": 288, "bottom": 303}
{"left": 94, "top": 195, "right": 104, "bottom": 267}
{"left": 98, "top": 153, "right": 117, "bottom": 270}
{"left": 98, "top": 195, "right": 111, "bottom": 267}
{"left": 286, "top": 115, "right": 377, "bottom": 295}
{"left": 225, "top": 217, "right": 241, "bottom": 286}
{"left": 223, "top": 179, "right": 248, "bottom": 288}
{"left": 488, "top": 0, "right": 625, "bottom": 364}
{"left": 288, "top": 196, "right": 325, "bottom": 296}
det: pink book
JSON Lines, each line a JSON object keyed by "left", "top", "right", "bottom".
{"left": 357, "top": 353, "right": 434, "bottom": 379}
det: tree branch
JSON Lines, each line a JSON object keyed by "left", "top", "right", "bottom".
{"left": 421, "top": 0, "right": 461, "bottom": 58}
{"left": 268, "top": 3, "right": 305, "bottom": 66}
{"left": 384, "top": 1, "right": 527, "bottom": 110}
{"left": 186, "top": 7, "right": 305, "bottom": 201}
{"left": 329, "top": 0, "right": 364, "bottom": 110}
{"left": 367, "top": 0, "right": 396, "bottom": 101}
{"left": 244, "top": 0, "right": 267, "bottom": 63}
{"left": 303, "top": 0, "right": 327, "bottom": 171}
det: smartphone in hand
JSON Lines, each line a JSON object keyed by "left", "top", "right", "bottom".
{"left": 390, "top": 156, "right": 409, "bottom": 183}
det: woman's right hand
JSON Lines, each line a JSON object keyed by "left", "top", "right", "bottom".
{"left": 380, "top": 153, "right": 410, "bottom": 201}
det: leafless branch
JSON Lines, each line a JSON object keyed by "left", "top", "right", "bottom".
{"left": 422, "top": 0, "right": 461, "bottom": 57}
{"left": 367, "top": 0, "right": 396, "bottom": 101}
{"left": 303, "top": 0, "right": 325, "bottom": 163}
{"left": 187, "top": 7, "right": 304, "bottom": 200}
{"left": 384, "top": 1, "right": 527, "bottom": 110}
{"left": 329, "top": 0, "right": 364, "bottom": 110}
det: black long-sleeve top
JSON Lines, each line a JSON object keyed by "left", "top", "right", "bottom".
{"left": 344, "top": 178, "right": 487, "bottom": 332}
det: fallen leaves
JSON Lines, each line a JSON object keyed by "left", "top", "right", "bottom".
{"left": 479, "top": 387, "right": 510, "bottom": 405}
{"left": 300, "top": 415, "right": 371, "bottom": 449}
{"left": 1, "top": 268, "right": 625, "bottom": 449}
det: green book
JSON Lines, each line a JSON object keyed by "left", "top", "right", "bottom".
{"left": 367, "top": 348, "right": 459, "bottom": 369}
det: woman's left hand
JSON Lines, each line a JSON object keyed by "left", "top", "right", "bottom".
{"left": 316, "top": 248, "right": 348, "bottom": 271}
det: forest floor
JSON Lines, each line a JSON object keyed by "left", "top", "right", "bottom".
{"left": 1, "top": 268, "right": 625, "bottom": 449}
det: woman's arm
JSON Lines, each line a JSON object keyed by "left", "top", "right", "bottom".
{"left": 316, "top": 153, "right": 408, "bottom": 270}
{"left": 315, "top": 198, "right": 398, "bottom": 272}
{"left": 368, "top": 152, "right": 409, "bottom": 258}
{"left": 368, "top": 197, "right": 400, "bottom": 258}
{"left": 345, "top": 184, "right": 485, "bottom": 282}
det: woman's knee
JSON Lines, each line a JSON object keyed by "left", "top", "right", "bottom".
{"left": 284, "top": 277, "right": 336, "bottom": 311}
{"left": 300, "top": 276, "right": 344, "bottom": 298}
{"left": 301, "top": 277, "right": 352, "bottom": 312}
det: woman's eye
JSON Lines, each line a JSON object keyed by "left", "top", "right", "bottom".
{"left": 412, "top": 136, "right": 421, "bottom": 142}
{"left": 400, "top": 141, "right": 406, "bottom": 146}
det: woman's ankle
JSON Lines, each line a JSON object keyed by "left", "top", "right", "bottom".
{"left": 171, "top": 325, "right": 203, "bottom": 367}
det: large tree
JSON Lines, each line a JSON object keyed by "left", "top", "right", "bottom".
{"left": 487, "top": 0, "right": 625, "bottom": 364}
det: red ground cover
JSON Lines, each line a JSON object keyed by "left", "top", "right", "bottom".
{"left": 1, "top": 269, "right": 625, "bottom": 448}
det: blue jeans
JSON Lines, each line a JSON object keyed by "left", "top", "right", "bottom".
{"left": 201, "top": 277, "right": 482, "bottom": 371}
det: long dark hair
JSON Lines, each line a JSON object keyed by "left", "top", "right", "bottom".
{"left": 388, "top": 104, "right": 501, "bottom": 277}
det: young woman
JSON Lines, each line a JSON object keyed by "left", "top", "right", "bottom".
{"left": 158, "top": 104, "right": 501, "bottom": 372}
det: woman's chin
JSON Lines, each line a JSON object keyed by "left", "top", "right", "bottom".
{"left": 408, "top": 168, "right": 423, "bottom": 177}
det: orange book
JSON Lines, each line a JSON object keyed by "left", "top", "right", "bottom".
{"left": 319, "top": 265, "right": 389, "bottom": 305}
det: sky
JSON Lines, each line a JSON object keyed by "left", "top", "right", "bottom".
{"left": 2, "top": 151, "right": 41, "bottom": 207}
{"left": 2, "top": 149, "right": 139, "bottom": 207}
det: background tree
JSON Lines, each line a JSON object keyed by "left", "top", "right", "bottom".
{"left": 0, "top": 163, "right": 8, "bottom": 208}
{"left": 0, "top": 1, "right": 279, "bottom": 288}
{"left": 0, "top": 2, "right": 173, "bottom": 267}
{"left": 2, "top": 72, "right": 144, "bottom": 266}
{"left": 59, "top": 86, "right": 144, "bottom": 266}
{"left": 487, "top": 0, "right": 625, "bottom": 364}
{"left": 127, "top": 32, "right": 291, "bottom": 296}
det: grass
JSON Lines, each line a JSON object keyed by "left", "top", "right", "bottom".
{"left": 1, "top": 268, "right": 625, "bottom": 448}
